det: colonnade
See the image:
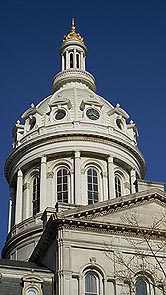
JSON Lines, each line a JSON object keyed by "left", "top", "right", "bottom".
{"left": 8, "top": 152, "right": 137, "bottom": 231}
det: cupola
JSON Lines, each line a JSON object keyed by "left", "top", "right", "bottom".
{"left": 52, "top": 19, "right": 96, "bottom": 93}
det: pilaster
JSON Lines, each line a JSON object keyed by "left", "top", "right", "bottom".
{"left": 74, "top": 151, "right": 81, "bottom": 204}
{"left": 108, "top": 156, "right": 115, "bottom": 199}
{"left": 130, "top": 168, "right": 136, "bottom": 194}
{"left": 15, "top": 168, "right": 23, "bottom": 224}
{"left": 40, "top": 155, "right": 47, "bottom": 211}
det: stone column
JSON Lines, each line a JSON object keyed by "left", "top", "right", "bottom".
{"left": 40, "top": 155, "right": 47, "bottom": 212}
{"left": 130, "top": 168, "right": 136, "bottom": 194}
{"left": 80, "top": 52, "right": 83, "bottom": 69}
{"left": 108, "top": 156, "right": 115, "bottom": 199}
{"left": 46, "top": 172, "right": 54, "bottom": 207}
{"left": 66, "top": 50, "right": 69, "bottom": 69}
{"left": 70, "top": 168, "right": 74, "bottom": 204}
{"left": 74, "top": 151, "right": 81, "bottom": 204}
{"left": 62, "top": 55, "right": 65, "bottom": 71}
{"left": 23, "top": 182, "right": 30, "bottom": 218}
{"left": 74, "top": 49, "right": 76, "bottom": 68}
{"left": 102, "top": 172, "right": 108, "bottom": 201}
{"left": 15, "top": 169, "right": 23, "bottom": 224}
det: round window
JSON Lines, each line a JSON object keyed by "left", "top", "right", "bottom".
{"left": 55, "top": 109, "right": 66, "bottom": 120}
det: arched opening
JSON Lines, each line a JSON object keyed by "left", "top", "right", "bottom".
{"left": 70, "top": 52, "right": 74, "bottom": 68}
{"left": 76, "top": 53, "right": 80, "bottom": 68}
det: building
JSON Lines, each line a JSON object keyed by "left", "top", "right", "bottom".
{"left": 0, "top": 20, "right": 166, "bottom": 295}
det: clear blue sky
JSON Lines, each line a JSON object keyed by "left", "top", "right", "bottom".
{"left": 0, "top": 0, "right": 166, "bottom": 256}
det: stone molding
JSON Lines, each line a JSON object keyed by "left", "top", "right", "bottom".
{"left": 5, "top": 134, "right": 146, "bottom": 182}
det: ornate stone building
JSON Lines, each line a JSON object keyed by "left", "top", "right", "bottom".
{"left": 0, "top": 20, "right": 166, "bottom": 295}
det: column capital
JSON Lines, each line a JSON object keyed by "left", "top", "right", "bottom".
{"left": 74, "top": 150, "right": 80, "bottom": 158}
{"left": 41, "top": 155, "right": 47, "bottom": 163}
{"left": 108, "top": 155, "right": 114, "bottom": 163}
{"left": 17, "top": 168, "right": 23, "bottom": 177}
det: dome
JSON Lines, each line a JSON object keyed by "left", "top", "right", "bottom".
{"left": 3, "top": 21, "right": 146, "bottom": 261}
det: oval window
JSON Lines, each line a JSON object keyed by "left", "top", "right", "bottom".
{"left": 55, "top": 109, "right": 66, "bottom": 120}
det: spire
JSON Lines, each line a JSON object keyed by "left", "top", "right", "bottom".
{"left": 63, "top": 18, "right": 84, "bottom": 43}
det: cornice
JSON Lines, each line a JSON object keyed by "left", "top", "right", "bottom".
{"left": 30, "top": 196, "right": 166, "bottom": 264}
{"left": 5, "top": 133, "right": 146, "bottom": 182}
{"left": 59, "top": 189, "right": 166, "bottom": 220}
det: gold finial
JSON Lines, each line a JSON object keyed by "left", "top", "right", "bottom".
{"left": 63, "top": 18, "right": 84, "bottom": 43}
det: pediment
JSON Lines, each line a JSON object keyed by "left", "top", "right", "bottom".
{"left": 88, "top": 201, "right": 166, "bottom": 230}
{"left": 62, "top": 189, "right": 166, "bottom": 230}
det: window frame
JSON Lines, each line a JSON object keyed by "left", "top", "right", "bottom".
{"left": 87, "top": 167, "right": 99, "bottom": 205}
{"left": 56, "top": 167, "right": 70, "bottom": 203}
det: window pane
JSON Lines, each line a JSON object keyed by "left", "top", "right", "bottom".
{"left": 63, "top": 184, "right": 67, "bottom": 191}
{"left": 88, "top": 184, "right": 92, "bottom": 191}
{"left": 63, "top": 176, "right": 67, "bottom": 183}
{"left": 57, "top": 184, "right": 62, "bottom": 192}
{"left": 57, "top": 177, "right": 61, "bottom": 184}
{"left": 94, "top": 193, "right": 98, "bottom": 201}
{"left": 57, "top": 192, "right": 62, "bottom": 202}
{"left": 88, "top": 169, "right": 92, "bottom": 176}
{"left": 93, "top": 177, "right": 98, "bottom": 184}
{"left": 93, "top": 169, "right": 97, "bottom": 176}
{"left": 63, "top": 169, "right": 67, "bottom": 176}
{"left": 57, "top": 169, "right": 62, "bottom": 176}
{"left": 94, "top": 184, "right": 98, "bottom": 192}
{"left": 88, "top": 176, "right": 92, "bottom": 183}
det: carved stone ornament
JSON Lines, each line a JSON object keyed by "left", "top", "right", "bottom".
{"left": 47, "top": 172, "right": 54, "bottom": 178}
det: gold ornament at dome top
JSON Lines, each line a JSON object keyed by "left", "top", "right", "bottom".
{"left": 63, "top": 18, "right": 84, "bottom": 43}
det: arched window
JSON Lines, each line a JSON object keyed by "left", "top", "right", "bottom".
{"left": 87, "top": 168, "right": 99, "bottom": 204}
{"left": 135, "top": 278, "right": 148, "bottom": 295}
{"left": 115, "top": 175, "right": 121, "bottom": 198}
{"left": 57, "top": 168, "right": 68, "bottom": 203}
{"left": 70, "top": 52, "right": 73, "bottom": 68}
{"left": 76, "top": 53, "right": 80, "bottom": 68}
{"left": 32, "top": 176, "right": 40, "bottom": 215}
{"left": 85, "top": 272, "right": 99, "bottom": 295}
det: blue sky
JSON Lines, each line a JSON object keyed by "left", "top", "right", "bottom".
{"left": 0, "top": 0, "right": 166, "bottom": 256}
